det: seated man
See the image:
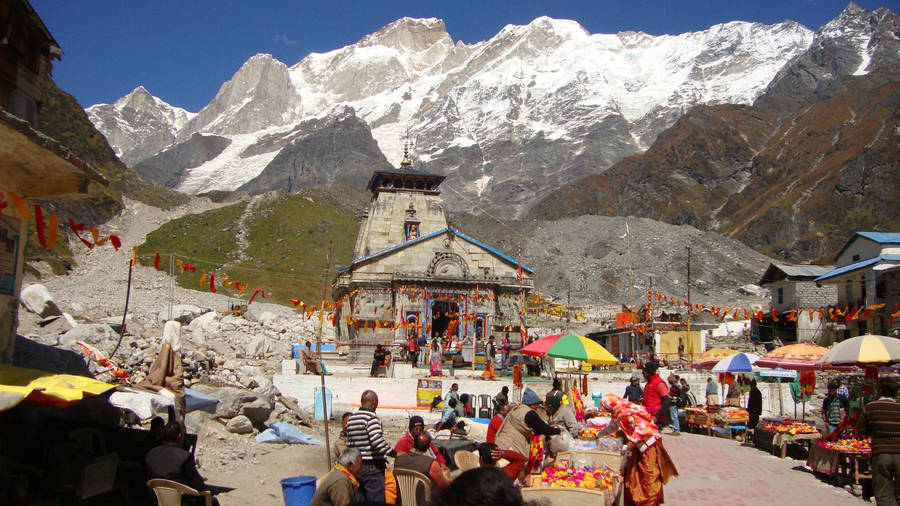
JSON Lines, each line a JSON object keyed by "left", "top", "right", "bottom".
{"left": 436, "top": 398, "right": 459, "bottom": 431}
{"left": 487, "top": 403, "right": 510, "bottom": 443}
{"left": 549, "top": 396, "right": 583, "bottom": 437}
{"left": 477, "top": 443, "right": 526, "bottom": 482}
{"left": 311, "top": 448, "right": 363, "bottom": 506}
{"left": 394, "top": 433, "right": 449, "bottom": 490}
{"left": 146, "top": 422, "right": 217, "bottom": 505}
{"left": 394, "top": 416, "right": 447, "bottom": 466}
{"left": 301, "top": 340, "right": 324, "bottom": 375}
{"left": 332, "top": 412, "right": 352, "bottom": 462}
{"left": 371, "top": 344, "right": 388, "bottom": 377}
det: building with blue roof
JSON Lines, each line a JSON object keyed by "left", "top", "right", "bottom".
{"left": 814, "top": 232, "right": 900, "bottom": 337}
{"left": 334, "top": 146, "right": 534, "bottom": 360}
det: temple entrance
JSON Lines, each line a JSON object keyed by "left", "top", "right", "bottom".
{"left": 431, "top": 300, "right": 459, "bottom": 342}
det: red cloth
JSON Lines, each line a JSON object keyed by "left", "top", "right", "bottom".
{"left": 498, "top": 449, "right": 526, "bottom": 481}
{"left": 643, "top": 375, "right": 669, "bottom": 417}
{"left": 487, "top": 415, "right": 504, "bottom": 443}
{"left": 393, "top": 433, "right": 446, "bottom": 466}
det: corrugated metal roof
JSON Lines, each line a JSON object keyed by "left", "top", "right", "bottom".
{"left": 815, "top": 254, "right": 900, "bottom": 282}
{"left": 776, "top": 264, "right": 835, "bottom": 277}
{"left": 833, "top": 232, "right": 900, "bottom": 261}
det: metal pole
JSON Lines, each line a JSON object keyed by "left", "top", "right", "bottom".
{"left": 318, "top": 242, "right": 334, "bottom": 469}
{"left": 110, "top": 259, "right": 134, "bottom": 359}
{"left": 686, "top": 246, "right": 692, "bottom": 363}
{"left": 168, "top": 253, "right": 175, "bottom": 321}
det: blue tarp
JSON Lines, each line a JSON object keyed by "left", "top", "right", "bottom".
{"left": 185, "top": 388, "right": 219, "bottom": 414}
{"left": 256, "top": 422, "right": 323, "bottom": 445}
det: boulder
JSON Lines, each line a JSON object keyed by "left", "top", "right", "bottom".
{"left": 281, "top": 359, "right": 299, "bottom": 375}
{"left": 240, "top": 397, "right": 274, "bottom": 425}
{"left": 188, "top": 310, "right": 220, "bottom": 333}
{"left": 20, "top": 284, "right": 62, "bottom": 318}
{"left": 157, "top": 305, "right": 209, "bottom": 325}
{"left": 58, "top": 324, "right": 119, "bottom": 348}
{"left": 225, "top": 415, "right": 254, "bottom": 434}
{"left": 258, "top": 311, "right": 279, "bottom": 325}
{"left": 246, "top": 336, "right": 270, "bottom": 357}
{"left": 192, "top": 385, "right": 258, "bottom": 419}
{"left": 738, "top": 284, "right": 768, "bottom": 298}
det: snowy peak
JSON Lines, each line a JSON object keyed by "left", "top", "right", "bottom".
{"left": 359, "top": 17, "right": 452, "bottom": 53}
{"left": 177, "top": 53, "right": 298, "bottom": 140}
{"left": 112, "top": 86, "right": 194, "bottom": 131}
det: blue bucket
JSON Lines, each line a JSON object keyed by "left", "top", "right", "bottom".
{"left": 281, "top": 475, "right": 316, "bottom": 506}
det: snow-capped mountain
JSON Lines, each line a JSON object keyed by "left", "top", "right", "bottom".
{"left": 86, "top": 86, "right": 194, "bottom": 166}
{"left": 88, "top": 14, "right": 821, "bottom": 215}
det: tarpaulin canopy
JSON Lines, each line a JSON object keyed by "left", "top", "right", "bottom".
{"left": 755, "top": 343, "right": 829, "bottom": 370}
{"left": 0, "top": 364, "right": 114, "bottom": 412}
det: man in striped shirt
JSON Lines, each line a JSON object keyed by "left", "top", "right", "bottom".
{"left": 857, "top": 380, "right": 900, "bottom": 505}
{"left": 346, "top": 390, "right": 395, "bottom": 503}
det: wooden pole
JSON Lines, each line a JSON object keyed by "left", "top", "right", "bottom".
{"left": 110, "top": 259, "right": 134, "bottom": 359}
{"left": 318, "top": 241, "right": 334, "bottom": 469}
{"left": 686, "top": 246, "right": 692, "bottom": 362}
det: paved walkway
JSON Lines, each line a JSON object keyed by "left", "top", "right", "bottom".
{"left": 662, "top": 432, "right": 865, "bottom": 505}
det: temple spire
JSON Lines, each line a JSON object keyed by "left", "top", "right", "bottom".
{"left": 400, "top": 142, "right": 412, "bottom": 169}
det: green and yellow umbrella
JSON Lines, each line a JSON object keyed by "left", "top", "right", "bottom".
{"left": 521, "top": 333, "right": 618, "bottom": 365}
{"left": 818, "top": 334, "right": 900, "bottom": 366}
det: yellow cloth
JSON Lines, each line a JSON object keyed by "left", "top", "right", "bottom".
{"left": 0, "top": 365, "right": 114, "bottom": 411}
{"left": 384, "top": 470, "right": 397, "bottom": 504}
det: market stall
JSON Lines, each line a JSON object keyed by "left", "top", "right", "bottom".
{"left": 522, "top": 464, "right": 623, "bottom": 506}
{"left": 683, "top": 405, "right": 749, "bottom": 439}
{"left": 754, "top": 419, "right": 821, "bottom": 458}
{"left": 807, "top": 437, "right": 871, "bottom": 484}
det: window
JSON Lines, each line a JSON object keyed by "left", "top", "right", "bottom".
{"left": 777, "top": 287, "right": 783, "bottom": 304}
{"left": 852, "top": 254, "right": 860, "bottom": 262}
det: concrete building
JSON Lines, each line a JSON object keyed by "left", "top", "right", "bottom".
{"left": 815, "top": 232, "right": 900, "bottom": 338}
{"left": 333, "top": 149, "right": 534, "bottom": 360}
{"left": 757, "top": 263, "right": 837, "bottom": 343}
{"left": 1, "top": 0, "right": 107, "bottom": 363}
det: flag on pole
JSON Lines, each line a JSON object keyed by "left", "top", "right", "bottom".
{"left": 516, "top": 249, "right": 523, "bottom": 282}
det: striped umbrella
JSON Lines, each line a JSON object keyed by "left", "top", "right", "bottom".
{"left": 711, "top": 352, "right": 760, "bottom": 373}
{"left": 817, "top": 334, "right": 900, "bottom": 366}
{"left": 696, "top": 348, "right": 739, "bottom": 369}
{"left": 755, "top": 343, "right": 829, "bottom": 370}
{"left": 521, "top": 333, "right": 618, "bottom": 365}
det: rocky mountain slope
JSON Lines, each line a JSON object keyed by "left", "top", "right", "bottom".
{"left": 528, "top": 4, "right": 900, "bottom": 263}
{"left": 87, "top": 15, "right": 814, "bottom": 217}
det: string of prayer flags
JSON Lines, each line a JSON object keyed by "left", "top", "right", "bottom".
{"left": 8, "top": 192, "right": 30, "bottom": 220}
{"left": 34, "top": 205, "right": 58, "bottom": 250}
{"left": 132, "top": 246, "right": 138, "bottom": 268}
{"left": 248, "top": 288, "right": 266, "bottom": 305}
{"left": 209, "top": 272, "right": 216, "bottom": 293}
{"left": 154, "top": 252, "right": 161, "bottom": 270}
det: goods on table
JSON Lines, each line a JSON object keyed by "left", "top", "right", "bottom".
{"left": 713, "top": 407, "right": 749, "bottom": 424}
{"left": 758, "top": 421, "right": 819, "bottom": 435}
{"left": 541, "top": 465, "right": 620, "bottom": 490}
{"left": 818, "top": 438, "right": 871, "bottom": 454}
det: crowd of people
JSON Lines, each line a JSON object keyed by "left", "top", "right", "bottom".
{"left": 311, "top": 373, "right": 682, "bottom": 506}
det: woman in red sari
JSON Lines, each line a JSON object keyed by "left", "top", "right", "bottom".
{"left": 599, "top": 394, "right": 678, "bottom": 506}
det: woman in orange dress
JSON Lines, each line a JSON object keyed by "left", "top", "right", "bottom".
{"left": 599, "top": 394, "right": 678, "bottom": 506}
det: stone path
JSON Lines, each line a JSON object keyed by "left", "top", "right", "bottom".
{"left": 661, "top": 431, "right": 865, "bottom": 505}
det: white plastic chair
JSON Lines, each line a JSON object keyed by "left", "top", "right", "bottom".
{"left": 393, "top": 469, "right": 431, "bottom": 506}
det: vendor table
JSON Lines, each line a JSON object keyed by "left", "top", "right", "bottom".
{"left": 807, "top": 444, "right": 871, "bottom": 485}
{"left": 754, "top": 427, "right": 820, "bottom": 458}
{"left": 522, "top": 481, "right": 622, "bottom": 506}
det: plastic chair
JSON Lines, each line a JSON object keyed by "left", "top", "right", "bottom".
{"left": 393, "top": 469, "right": 431, "bottom": 506}
{"left": 478, "top": 394, "right": 493, "bottom": 418}
{"left": 454, "top": 450, "right": 479, "bottom": 472}
{"left": 147, "top": 479, "right": 212, "bottom": 506}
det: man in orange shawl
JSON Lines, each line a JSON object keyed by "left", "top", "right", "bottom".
{"left": 599, "top": 394, "right": 678, "bottom": 506}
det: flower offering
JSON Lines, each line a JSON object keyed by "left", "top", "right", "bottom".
{"left": 818, "top": 438, "right": 871, "bottom": 454}
{"left": 541, "top": 465, "right": 619, "bottom": 490}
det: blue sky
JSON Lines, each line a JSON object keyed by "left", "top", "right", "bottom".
{"left": 32, "top": 0, "right": 897, "bottom": 112}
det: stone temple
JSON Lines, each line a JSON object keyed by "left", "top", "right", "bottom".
{"left": 333, "top": 148, "right": 534, "bottom": 360}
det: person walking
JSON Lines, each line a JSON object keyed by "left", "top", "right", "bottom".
{"left": 666, "top": 374, "right": 682, "bottom": 434}
{"left": 822, "top": 381, "right": 849, "bottom": 434}
{"left": 346, "top": 390, "right": 395, "bottom": 503}
{"left": 857, "top": 380, "right": 900, "bottom": 506}
{"left": 500, "top": 335, "right": 511, "bottom": 373}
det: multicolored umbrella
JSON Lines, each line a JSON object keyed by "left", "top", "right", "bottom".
{"left": 818, "top": 334, "right": 900, "bottom": 366}
{"left": 521, "top": 333, "right": 618, "bottom": 365}
{"left": 711, "top": 352, "right": 761, "bottom": 373}
{"left": 696, "top": 348, "right": 739, "bottom": 369}
{"left": 755, "top": 343, "right": 829, "bottom": 370}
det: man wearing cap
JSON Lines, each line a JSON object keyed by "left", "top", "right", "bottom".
{"left": 642, "top": 362, "right": 671, "bottom": 427}
{"left": 394, "top": 416, "right": 447, "bottom": 466}
{"left": 495, "top": 388, "right": 561, "bottom": 463}
{"left": 624, "top": 376, "right": 643, "bottom": 404}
